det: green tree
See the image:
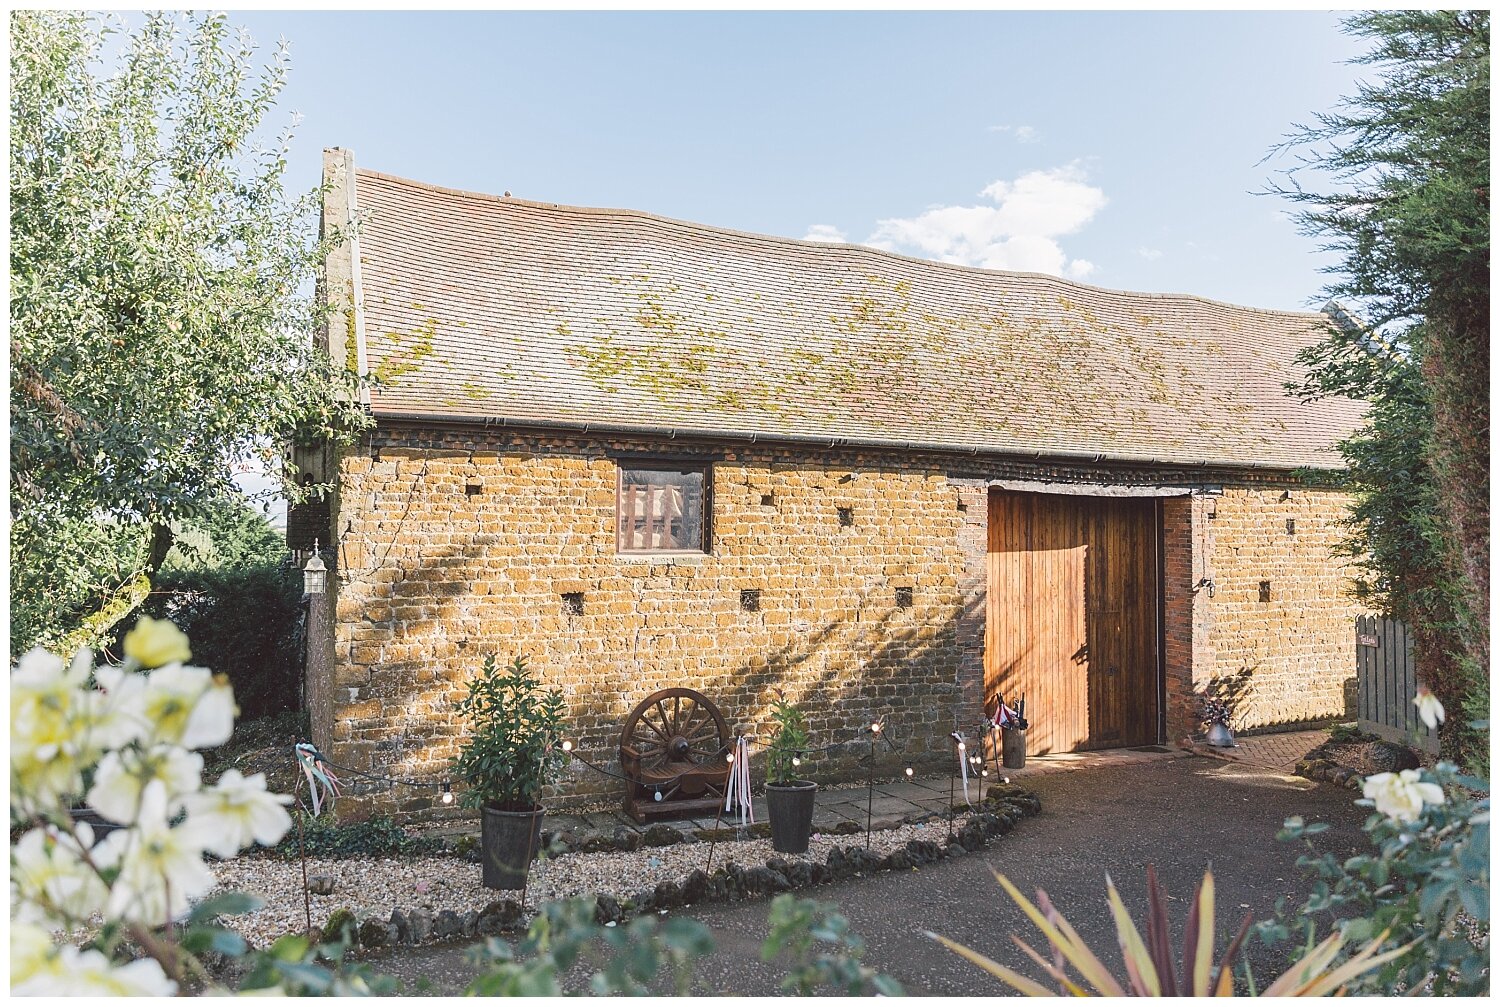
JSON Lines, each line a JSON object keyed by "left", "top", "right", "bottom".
{"left": 1273, "top": 11, "right": 1489, "bottom": 769}
{"left": 9, "top": 11, "right": 365, "bottom": 655}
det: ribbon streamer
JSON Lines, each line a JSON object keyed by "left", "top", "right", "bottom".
{"left": 950, "top": 731, "right": 971, "bottom": 804}
{"left": 723, "top": 736, "right": 754, "bottom": 827}
{"left": 295, "top": 743, "right": 342, "bottom": 816}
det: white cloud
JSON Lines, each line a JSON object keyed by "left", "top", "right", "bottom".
{"left": 801, "top": 223, "right": 847, "bottom": 243}
{"left": 1136, "top": 246, "right": 1163, "bottom": 261}
{"left": 865, "top": 163, "right": 1106, "bottom": 278}
{"left": 987, "top": 124, "right": 1039, "bottom": 143}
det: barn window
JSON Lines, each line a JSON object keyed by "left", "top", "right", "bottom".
{"left": 617, "top": 462, "right": 710, "bottom": 554}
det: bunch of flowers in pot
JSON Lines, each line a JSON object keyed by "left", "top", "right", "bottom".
{"left": 764, "top": 691, "right": 817, "bottom": 854}
{"left": 451, "top": 655, "right": 566, "bottom": 889}
{"left": 1201, "top": 696, "right": 1235, "bottom": 747}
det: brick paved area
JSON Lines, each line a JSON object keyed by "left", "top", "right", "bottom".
{"left": 1193, "top": 728, "right": 1328, "bottom": 773}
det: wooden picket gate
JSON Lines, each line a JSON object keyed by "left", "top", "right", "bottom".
{"left": 1355, "top": 614, "right": 1438, "bottom": 754}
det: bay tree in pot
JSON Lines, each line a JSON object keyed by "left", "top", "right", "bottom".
{"left": 452, "top": 655, "right": 566, "bottom": 889}
{"left": 764, "top": 692, "right": 818, "bottom": 854}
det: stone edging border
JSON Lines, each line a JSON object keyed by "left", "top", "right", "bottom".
{"left": 312, "top": 784, "right": 1043, "bottom": 950}
{"left": 1294, "top": 740, "right": 1369, "bottom": 792}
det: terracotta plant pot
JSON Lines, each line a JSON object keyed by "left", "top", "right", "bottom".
{"left": 766, "top": 780, "right": 818, "bottom": 854}
{"left": 481, "top": 804, "right": 544, "bottom": 889}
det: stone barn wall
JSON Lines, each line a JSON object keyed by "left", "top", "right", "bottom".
{"left": 312, "top": 421, "right": 1358, "bottom": 821}
{"left": 322, "top": 428, "right": 977, "bottom": 820}
{"left": 1162, "top": 489, "right": 1360, "bottom": 743}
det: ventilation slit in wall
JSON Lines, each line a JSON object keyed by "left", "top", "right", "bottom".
{"left": 1258, "top": 581, "right": 1272, "bottom": 603}
{"left": 957, "top": 500, "right": 968, "bottom": 513}
{"left": 760, "top": 493, "right": 775, "bottom": 507}
{"left": 466, "top": 482, "right": 483, "bottom": 497}
{"left": 837, "top": 506, "right": 854, "bottom": 528}
{"left": 1285, "top": 518, "right": 1295, "bottom": 535}
{"left": 895, "top": 586, "right": 914, "bottom": 609}
{"left": 739, "top": 588, "right": 761, "bottom": 613}
{"left": 562, "top": 592, "right": 585, "bottom": 616}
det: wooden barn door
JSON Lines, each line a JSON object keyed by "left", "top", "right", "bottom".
{"left": 985, "top": 490, "right": 1160, "bottom": 754}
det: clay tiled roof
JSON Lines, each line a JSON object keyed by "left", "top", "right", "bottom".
{"left": 352, "top": 167, "right": 1365, "bottom": 471}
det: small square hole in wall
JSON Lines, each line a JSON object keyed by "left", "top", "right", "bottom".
{"left": 739, "top": 588, "right": 761, "bottom": 613}
{"left": 837, "top": 506, "right": 854, "bottom": 528}
{"left": 1258, "top": 581, "right": 1272, "bottom": 603}
{"left": 895, "top": 586, "right": 914, "bottom": 609}
{"left": 1285, "top": 518, "right": 1296, "bottom": 535}
{"left": 760, "top": 493, "right": 775, "bottom": 507}
{"left": 466, "top": 482, "right": 483, "bottom": 497}
{"left": 562, "top": 592, "right": 585, "bottom": 616}
{"left": 957, "top": 500, "right": 968, "bottom": 513}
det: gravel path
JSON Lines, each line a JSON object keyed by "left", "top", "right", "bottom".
{"left": 211, "top": 815, "right": 978, "bottom": 947}
{"left": 358, "top": 757, "right": 1373, "bottom": 995}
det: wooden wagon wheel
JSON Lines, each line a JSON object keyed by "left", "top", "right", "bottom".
{"left": 620, "top": 688, "right": 730, "bottom": 779}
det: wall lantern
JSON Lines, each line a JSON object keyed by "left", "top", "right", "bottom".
{"left": 303, "top": 540, "right": 327, "bottom": 596}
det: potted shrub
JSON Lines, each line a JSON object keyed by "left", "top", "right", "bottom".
{"left": 764, "top": 691, "right": 817, "bottom": 854}
{"left": 451, "top": 655, "right": 566, "bottom": 889}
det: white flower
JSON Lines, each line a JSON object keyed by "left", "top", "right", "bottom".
{"left": 10, "top": 648, "right": 96, "bottom": 813}
{"left": 139, "top": 663, "right": 236, "bottom": 749}
{"left": 95, "top": 780, "right": 217, "bottom": 925}
{"left": 182, "top": 769, "right": 294, "bottom": 857}
{"left": 90, "top": 663, "right": 151, "bottom": 749}
{"left": 9, "top": 921, "right": 59, "bottom": 989}
{"left": 12, "top": 944, "right": 177, "bottom": 997}
{"left": 1362, "top": 769, "right": 1446, "bottom": 824}
{"left": 1414, "top": 687, "right": 1445, "bottom": 731}
{"left": 11, "top": 649, "right": 89, "bottom": 760}
{"left": 10, "top": 822, "right": 110, "bottom": 927}
{"left": 88, "top": 744, "right": 204, "bottom": 825}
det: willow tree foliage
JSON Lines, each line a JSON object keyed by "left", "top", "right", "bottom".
{"left": 1275, "top": 11, "right": 1489, "bottom": 769}
{"left": 9, "top": 11, "right": 366, "bottom": 654}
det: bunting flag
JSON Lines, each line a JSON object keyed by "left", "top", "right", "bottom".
{"left": 951, "top": 731, "right": 971, "bottom": 804}
{"left": 723, "top": 736, "right": 754, "bottom": 827}
{"left": 295, "top": 743, "right": 342, "bottom": 816}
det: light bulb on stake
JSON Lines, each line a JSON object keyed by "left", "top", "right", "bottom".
{"left": 870, "top": 721, "right": 882, "bottom": 734}
{"left": 441, "top": 782, "right": 454, "bottom": 805}
{"left": 561, "top": 740, "right": 573, "bottom": 753}
{"left": 726, "top": 752, "right": 735, "bottom": 763}
{"left": 905, "top": 767, "right": 914, "bottom": 777}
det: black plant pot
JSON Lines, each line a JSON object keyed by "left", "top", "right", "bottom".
{"left": 481, "top": 804, "right": 545, "bottom": 890}
{"left": 766, "top": 781, "right": 818, "bottom": 854}
{"left": 1002, "top": 727, "right": 1027, "bottom": 769}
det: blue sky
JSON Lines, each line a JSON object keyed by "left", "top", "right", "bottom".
{"left": 220, "top": 10, "right": 1372, "bottom": 516}
{"left": 233, "top": 9, "right": 1369, "bottom": 312}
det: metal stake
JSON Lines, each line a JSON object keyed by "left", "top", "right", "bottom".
{"left": 948, "top": 738, "right": 957, "bottom": 843}
{"left": 865, "top": 732, "right": 876, "bottom": 850}
{"left": 704, "top": 741, "right": 730, "bottom": 875}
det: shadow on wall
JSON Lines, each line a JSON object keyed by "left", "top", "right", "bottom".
{"left": 1198, "top": 665, "right": 1256, "bottom": 733}
{"left": 326, "top": 448, "right": 984, "bottom": 818}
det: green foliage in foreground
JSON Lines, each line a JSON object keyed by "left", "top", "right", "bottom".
{"left": 1257, "top": 764, "right": 1489, "bottom": 996}
{"left": 227, "top": 894, "right": 900, "bottom": 996}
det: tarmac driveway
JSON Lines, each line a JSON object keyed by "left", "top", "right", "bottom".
{"left": 365, "top": 754, "right": 1370, "bottom": 995}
